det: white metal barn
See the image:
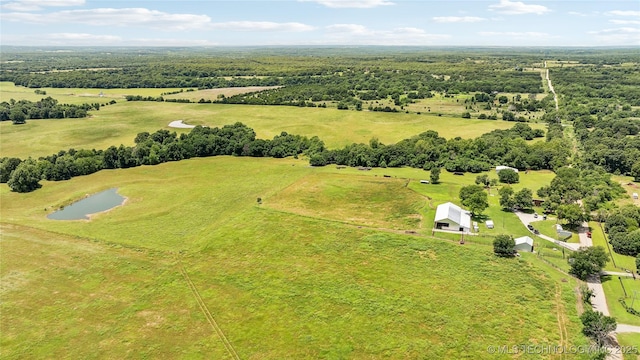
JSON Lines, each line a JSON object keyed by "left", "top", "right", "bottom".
{"left": 434, "top": 202, "right": 471, "bottom": 232}
{"left": 514, "top": 236, "right": 534, "bottom": 252}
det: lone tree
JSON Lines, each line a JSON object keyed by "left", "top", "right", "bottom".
{"left": 459, "top": 184, "right": 488, "bottom": 215}
{"left": 568, "top": 246, "right": 609, "bottom": 280}
{"left": 493, "top": 235, "right": 515, "bottom": 257}
{"left": 513, "top": 188, "right": 533, "bottom": 210}
{"left": 498, "top": 169, "right": 519, "bottom": 184}
{"left": 498, "top": 186, "right": 515, "bottom": 210}
{"left": 580, "top": 310, "right": 617, "bottom": 347}
{"left": 557, "top": 203, "right": 589, "bottom": 228}
{"left": 430, "top": 167, "right": 441, "bottom": 184}
{"left": 475, "top": 174, "right": 490, "bottom": 188}
{"left": 631, "top": 160, "right": 640, "bottom": 182}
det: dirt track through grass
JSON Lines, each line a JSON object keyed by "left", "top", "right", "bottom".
{"left": 179, "top": 262, "right": 240, "bottom": 360}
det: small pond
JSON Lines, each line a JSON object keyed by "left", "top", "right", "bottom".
{"left": 47, "top": 188, "right": 125, "bottom": 220}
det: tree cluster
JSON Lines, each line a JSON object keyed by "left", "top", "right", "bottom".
{"left": 537, "top": 167, "right": 624, "bottom": 214}
{"left": 310, "top": 123, "right": 563, "bottom": 174}
{"left": 604, "top": 205, "right": 640, "bottom": 257}
{"left": 0, "top": 97, "right": 101, "bottom": 124}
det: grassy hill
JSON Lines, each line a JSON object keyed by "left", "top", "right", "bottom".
{"left": 1, "top": 157, "right": 591, "bottom": 359}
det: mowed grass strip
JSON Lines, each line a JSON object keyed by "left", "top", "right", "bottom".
{"left": 601, "top": 275, "right": 640, "bottom": 327}
{"left": 1, "top": 100, "right": 546, "bottom": 159}
{"left": 265, "top": 173, "right": 424, "bottom": 230}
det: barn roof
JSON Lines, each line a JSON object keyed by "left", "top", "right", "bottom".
{"left": 434, "top": 202, "right": 471, "bottom": 229}
{"left": 514, "top": 236, "right": 534, "bottom": 247}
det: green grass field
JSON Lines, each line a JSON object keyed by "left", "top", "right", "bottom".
{"left": 601, "top": 275, "right": 640, "bottom": 327}
{"left": 1, "top": 157, "right": 593, "bottom": 359}
{"left": 0, "top": 81, "right": 186, "bottom": 105}
{"left": 617, "top": 333, "right": 640, "bottom": 360}
{"left": 1, "top": 82, "right": 546, "bottom": 159}
{"left": 589, "top": 222, "right": 638, "bottom": 273}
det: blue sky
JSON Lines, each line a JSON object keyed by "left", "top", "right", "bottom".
{"left": 0, "top": 0, "right": 638, "bottom": 46}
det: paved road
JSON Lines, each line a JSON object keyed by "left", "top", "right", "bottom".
{"left": 617, "top": 324, "right": 640, "bottom": 333}
{"left": 603, "top": 271, "right": 635, "bottom": 278}
{"left": 513, "top": 211, "right": 580, "bottom": 251}
{"left": 586, "top": 275, "right": 610, "bottom": 316}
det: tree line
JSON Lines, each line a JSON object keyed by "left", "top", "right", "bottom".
{"left": 308, "top": 123, "right": 568, "bottom": 173}
{"left": 1, "top": 123, "right": 324, "bottom": 193}
{"left": 0, "top": 97, "right": 109, "bottom": 124}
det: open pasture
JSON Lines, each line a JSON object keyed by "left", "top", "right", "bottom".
{"left": 265, "top": 173, "right": 424, "bottom": 230}
{"left": 0, "top": 100, "right": 545, "bottom": 159}
{"left": 0, "top": 81, "right": 184, "bottom": 105}
{"left": 0, "top": 156, "right": 590, "bottom": 358}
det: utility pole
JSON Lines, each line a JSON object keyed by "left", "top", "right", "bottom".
{"left": 619, "top": 277, "right": 628, "bottom": 297}
{"left": 599, "top": 222, "right": 617, "bottom": 268}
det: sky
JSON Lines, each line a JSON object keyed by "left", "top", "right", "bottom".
{"left": 0, "top": 0, "right": 638, "bottom": 47}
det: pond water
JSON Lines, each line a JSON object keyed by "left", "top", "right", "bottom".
{"left": 47, "top": 188, "right": 125, "bottom": 220}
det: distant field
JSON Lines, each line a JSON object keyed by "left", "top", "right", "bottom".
{"left": 0, "top": 81, "right": 184, "bottom": 105}
{"left": 0, "top": 100, "right": 545, "bottom": 159}
{"left": 0, "top": 156, "right": 591, "bottom": 359}
{"left": 163, "top": 86, "right": 281, "bottom": 102}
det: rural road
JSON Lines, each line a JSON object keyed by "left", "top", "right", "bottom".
{"left": 544, "top": 61, "right": 559, "bottom": 111}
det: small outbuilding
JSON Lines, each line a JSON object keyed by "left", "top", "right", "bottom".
{"left": 633, "top": 192, "right": 638, "bottom": 200}
{"left": 555, "top": 224, "right": 572, "bottom": 239}
{"left": 496, "top": 165, "right": 519, "bottom": 173}
{"left": 434, "top": 202, "right": 471, "bottom": 232}
{"left": 514, "top": 236, "right": 534, "bottom": 252}
{"left": 485, "top": 220, "right": 494, "bottom": 229}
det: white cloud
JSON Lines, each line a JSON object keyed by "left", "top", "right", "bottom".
{"left": 606, "top": 10, "right": 640, "bottom": 17}
{"left": 568, "top": 11, "right": 588, "bottom": 17}
{"left": 323, "top": 24, "right": 449, "bottom": 45}
{"left": 47, "top": 33, "right": 121, "bottom": 41}
{"left": 610, "top": 19, "right": 640, "bottom": 25}
{"left": 588, "top": 27, "right": 640, "bottom": 45}
{"left": 0, "top": 33, "right": 218, "bottom": 46}
{"left": 1, "top": 0, "right": 84, "bottom": 11}
{"left": 1, "top": 8, "right": 212, "bottom": 30}
{"left": 488, "top": 0, "right": 550, "bottom": 15}
{"left": 432, "top": 16, "right": 486, "bottom": 23}
{"left": 299, "top": 0, "right": 394, "bottom": 8}
{"left": 326, "top": 23, "right": 374, "bottom": 35}
{"left": 212, "top": 21, "right": 315, "bottom": 32}
{"left": 479, "top": 31, "right": 553, "bottom": 38}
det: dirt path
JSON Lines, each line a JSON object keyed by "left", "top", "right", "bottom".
{"left": 178, "top": 263, "right": 240, "bottom": 360}
{"left": 555, "top": 283, "right": 569, "bottom": 357}
{"left": 544, "top": 61, "right": 559, "bottom": 111}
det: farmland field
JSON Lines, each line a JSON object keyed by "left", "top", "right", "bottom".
{"left": 3, "top": 47, "right": 639, "bottom": 359}
{"left": 0, "top": 157, "right": 591, "bottom": 359}
{"left": 0, "top": 97, "right": 545, "bottom": 159}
